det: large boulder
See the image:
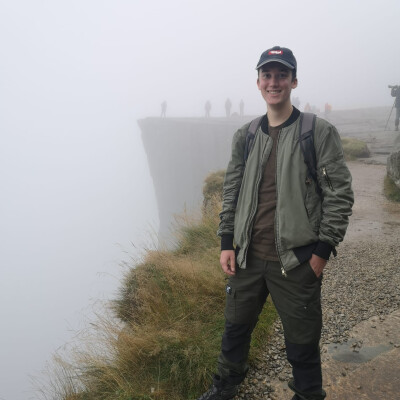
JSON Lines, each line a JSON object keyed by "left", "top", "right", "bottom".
{"left": 387, "top": 150, "right": 400, "bottom": 189}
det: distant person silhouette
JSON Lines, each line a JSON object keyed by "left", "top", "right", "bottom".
{"left": 304, "top": 102, "right": 311, "bottom": 112}
{"left": 225, "top": 98, "right": 232, "bottom": 117}
{"left": 161, "top": 101, "right": 167, "bottom": 118}
{"left": 324, "top": 102, "right": 332, "bottom": 114}
{"left": 292, "top": 96, "right": 300, "bottom": 109}
{"left": 205, "top": 101, "right": 211, "bottom": 118}
{"left": 391, "top": 85, "right": 400, "bottom": 131}
{"left": 239, "top": 99, "right": 244, "bottom": 116}
{"left": 311, "top": 105, "right": 320, "bottom": 114}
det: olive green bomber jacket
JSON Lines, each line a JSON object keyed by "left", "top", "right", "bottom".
{"left": 217, "top": 113, "right": 354, "bottom": 273}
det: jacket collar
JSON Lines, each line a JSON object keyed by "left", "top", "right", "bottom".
{"left": 261, "top": 106, "right": 300, "bottom": 133}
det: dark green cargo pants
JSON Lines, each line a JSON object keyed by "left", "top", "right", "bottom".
{"left": 218, "top": 255, "right": 324, "bottom": 397}
{"left": 223, "top": 255, "right": 322, "bottom": 343}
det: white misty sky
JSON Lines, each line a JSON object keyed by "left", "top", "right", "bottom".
{"left": 1, "top": 0, "right": 399, "bottom": 120}
{"left": 0, "top": 1, "right": 399, "bottom": 399}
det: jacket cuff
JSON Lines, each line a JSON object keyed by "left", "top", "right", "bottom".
{"left": 313, "top": 241, "right": 333, "bottom": 260}
{"left": 221, "top": 234, "right": 234, "bottom": 251}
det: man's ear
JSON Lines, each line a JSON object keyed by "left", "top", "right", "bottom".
{"left": 291, "top": 78, "right": 298, "bottom": 89}
{"left": 257, "top": 78, "right": 261, "bottom": 90}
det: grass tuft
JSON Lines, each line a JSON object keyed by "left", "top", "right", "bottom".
{"left": 202, "top": 170, "right": 225, "bottom": 212}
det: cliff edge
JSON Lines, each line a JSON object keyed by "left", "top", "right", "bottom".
{"left": 139, "top": 116, "right": 251, "bottom": 243}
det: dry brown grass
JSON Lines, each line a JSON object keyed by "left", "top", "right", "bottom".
{"left": 40, "top": 177, "right": 277, "bottom": 400}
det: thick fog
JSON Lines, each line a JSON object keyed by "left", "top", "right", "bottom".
{"left": 0, "top": 1, "right": 399, "bottom": 399}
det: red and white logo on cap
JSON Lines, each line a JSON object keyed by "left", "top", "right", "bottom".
{"left": 268, "top": 50, "right": 283, "bottom": 55}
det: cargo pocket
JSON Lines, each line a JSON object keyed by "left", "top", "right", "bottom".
{"left": 224, "top": 284, "right": 262, "bottom": 324}
{"left": 224, "top": 284, "right": 237, "bottom": 323}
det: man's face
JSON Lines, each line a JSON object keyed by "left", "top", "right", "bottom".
{"left": 257, "top": 62, "right": 298, "bottom": 108}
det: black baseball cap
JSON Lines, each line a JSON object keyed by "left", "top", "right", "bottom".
{"left": 256, "top": 46, "right": 297, "bottom": 71}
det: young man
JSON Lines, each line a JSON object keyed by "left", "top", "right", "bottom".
{"left": 197, "top": 46, "right": 354, "bottom": 400}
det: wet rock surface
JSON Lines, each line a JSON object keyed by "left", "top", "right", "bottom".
{"left": 234, "top": 159, "right": 400, "bottom": 399}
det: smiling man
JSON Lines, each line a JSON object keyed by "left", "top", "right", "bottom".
{"left": 197, "top": 46, "right": 354, "bottom": 400}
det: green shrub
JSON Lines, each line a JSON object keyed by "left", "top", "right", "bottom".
{"left": 341, "top": 137, "right": 370, "bottom": 160}
{"left": 384, "top": 175, "right": 400, "bottom": 202}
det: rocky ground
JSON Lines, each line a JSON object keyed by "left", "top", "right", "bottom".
{"left": 234, "top": 124, "right": 400, "bottom": 400}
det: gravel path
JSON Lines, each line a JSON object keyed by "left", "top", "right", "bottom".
{"left": 234, "top": 161, "right": 400, "bottom": 400}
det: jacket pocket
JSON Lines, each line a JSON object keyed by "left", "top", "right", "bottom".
{"left": 321, "top": 166, "right": 334, "bottom": 191}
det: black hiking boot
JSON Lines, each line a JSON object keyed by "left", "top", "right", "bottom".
{"left": 197, "top": 375, "right": 238, "bottom": 400}
{"left": 288, "top": 379, "right": 326, "bottom": 400}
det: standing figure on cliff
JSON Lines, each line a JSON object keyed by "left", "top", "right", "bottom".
{"left": 161, "top": 101, "right": 167, "bottom": 118}
{"left": 324, "top": 102, "right": 332, "bottom": 114}
{"left": 390, "top": 85, "right": 400, "bottom": 131}
{"left": 225, "top": 98, "right": 232, "bottom": 117}
{"left": 205, "top": 100, "right": 212, "bottom": 118}
{"left": 197, "top": 46, "right": 354, "bottom": 400}
{"left": 292, "top": 96, "right": 300, "bottom": 109}
{"left": 239, "top": 99, "right": 244, "bottom": 116}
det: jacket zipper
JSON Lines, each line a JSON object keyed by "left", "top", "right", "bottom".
{"left": 274, "top": 131, "right": 287, "bottom": 277}
{"left": 322, "top": 167, "right": 334, "bottom": 190}
{"left": 242, "top": 138, "right": 266, "bottom": 266}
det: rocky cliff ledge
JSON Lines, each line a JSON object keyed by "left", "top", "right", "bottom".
{"left": 139, "top": 107, "right": 399, "bottom": 245}
{"left": 138, "top": 117, "right": 251, "bottom": 244}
